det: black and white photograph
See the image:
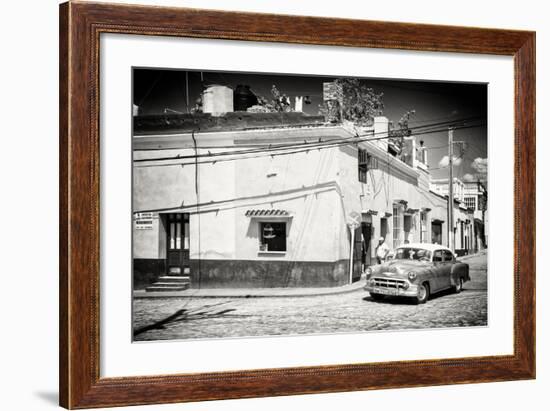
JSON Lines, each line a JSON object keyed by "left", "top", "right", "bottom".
{"left": 1, "top": 0, "right": 544, "bottom": 409}
{"left": 131, "top": 69, "right": 488, "bottom": 342}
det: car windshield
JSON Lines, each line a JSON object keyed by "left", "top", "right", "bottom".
{"left": 393, "top": 247, "right": 432, "bottom": 261}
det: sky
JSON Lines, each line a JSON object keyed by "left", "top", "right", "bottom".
{"left": 133, "top": 68, "right": 487, "bottom": 182}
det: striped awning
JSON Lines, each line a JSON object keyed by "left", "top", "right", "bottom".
{"left": 245, "top": 209, "right": 292, "bottom": 217}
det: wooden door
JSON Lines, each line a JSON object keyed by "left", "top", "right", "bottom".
{"left": 166, "top": 213, "right": 190, "bottom": 276}
{"left": 353, "top": 226, "right": 363, "bottom": 281}
{"left": 432, "top": 222, "right": 442, "bottom": 245}
{"left": 361, "top": 222, "right": 373, "bottom": 267}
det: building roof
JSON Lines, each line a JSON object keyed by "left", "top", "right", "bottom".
{"left": 133, "top": 112, "right": 328, "bottom": 135}
{"left": 132, "top": 123, "right": 356, "bottom": 150}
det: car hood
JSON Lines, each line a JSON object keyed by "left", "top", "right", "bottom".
{"left": 372, "top": 260, "right": 431, "bottom": 278}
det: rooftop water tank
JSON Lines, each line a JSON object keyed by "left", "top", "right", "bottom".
{"left": 202, "top": 85, "right": 233, "bottom": 116}
{"left": 233, "top": 85, "right": 258, "bottom": 111}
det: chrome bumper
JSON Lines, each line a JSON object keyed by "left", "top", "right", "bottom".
{"left": 364, "top": 281, "right": 419, "bottom": 298}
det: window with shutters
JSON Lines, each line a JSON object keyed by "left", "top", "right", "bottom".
{"left": 358, "top": 148, "right": 368, "bottom": 183}
{"left": 464, "top": 196, "right": 476, "bottom": 210}
{"left": 393, "top": 205, "right": 402, "bottom": 249}
{"left": 358, "top": 150, "right": 378, "bottom": 183}
{"left": 420, "top": 212, "right": 428, "bottom": 243}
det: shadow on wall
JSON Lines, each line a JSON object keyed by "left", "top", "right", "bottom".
{"left": 136, "top": 181, "right": 340, "bottom": 215}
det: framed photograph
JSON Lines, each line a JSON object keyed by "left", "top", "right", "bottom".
{"left": 59, "top": 1, "right": 535, "bottom": 409}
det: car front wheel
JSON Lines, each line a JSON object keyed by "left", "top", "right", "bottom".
{"left": 415, "top": 283, "right": 430, "bottom": 304}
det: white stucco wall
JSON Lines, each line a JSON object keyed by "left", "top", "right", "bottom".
{"left": 133, "top": 143, "right": 238, "bottom": 260}
{"left": 233, "top": 146, "right": 342, "bottom": 262}
{"left": 133, "top": 127, "right": 348, "bottom": 263}
{"left": 133, "top": 124, "right": 476, "bottom": 263}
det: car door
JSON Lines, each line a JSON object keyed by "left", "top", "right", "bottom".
{"left": 440, "top": 250, "right": 455, "bottom": 290}
{"left": 431, "top": 249, "right": 447, "bottom": 292}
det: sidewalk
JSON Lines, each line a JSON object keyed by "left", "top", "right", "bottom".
{"left": 457, "top": 249, "right": 487, "bottom": 261}
{"left": 134, "top": 252, "right": 485, "bottom": 300}
{"left": 134, "top": 278, "right": 366, "bottom": 299}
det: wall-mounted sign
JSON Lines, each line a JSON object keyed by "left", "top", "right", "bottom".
{"left": 134, "top": 212, "right": 154, "bottom": 230}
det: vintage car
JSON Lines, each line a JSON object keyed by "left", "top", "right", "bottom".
{"left": 364, "top": 243, "right": 470, "bottom": 304}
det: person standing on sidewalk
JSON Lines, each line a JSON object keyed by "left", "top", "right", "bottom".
{"left": 375, "top": 237, "right": 390, "bottom": 264}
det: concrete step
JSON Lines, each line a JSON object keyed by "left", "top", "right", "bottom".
{"left": 152, "top": 282, "right": 190, "bottom": 287}
{"left": 157, "top": 276, "right": 190, "bottom": 283}
{"left": 146, "top": 284, "right": 190, "bottom": 292}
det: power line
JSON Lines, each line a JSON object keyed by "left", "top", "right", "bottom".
{"left": 134, "top": 141, "right": 465, "bottom": 152}
{"left": 134, "top": 116, "right": 484, "bottom": 163}
{"left": 134, "top": 123, "right": 485, "bottom": 169}
{"left": 136, "top": 123, "right": 484, "bottom": 168}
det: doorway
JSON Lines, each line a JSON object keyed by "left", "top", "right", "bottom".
{"left": 432, "top": 221, "right": 443, "bottom": 245}
{"left": 165, "top": 213, "right": 190, "bottom": 276}
{"left": 352, "top": 225, "right": 363, "bottom": 281}
{"left": 403, "top": 215, "right": 412, "bottom": 244}
{"left": 380, "top": 217, "right": 388, "bottom": 243}
{"left": 361, "top": 222, "right": 373, "bottom": 268}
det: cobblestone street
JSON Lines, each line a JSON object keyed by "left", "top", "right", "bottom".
{"left": 133, "top": 252, "right": 487, "bottom": 341}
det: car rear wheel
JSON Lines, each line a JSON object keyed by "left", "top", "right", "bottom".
{"left": 454, "top": 277, "right": 464, "bottom": 294}
{"left": 415, "top": 283, "right": 430, "bottom": 304}
{"left": 369, "top": 292, "right": 385, "bottom": 301}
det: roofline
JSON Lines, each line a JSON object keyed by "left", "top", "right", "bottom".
{"left": 133, "top": 125, "right": 357, "bottom": 150}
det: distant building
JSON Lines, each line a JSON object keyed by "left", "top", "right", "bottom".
{"left": 132, "top": 87, "right": 482, "bottom": 290}
{"left": 431, "top": 178, "right": 488, "bottom": 251}
{"left": 430, "top": 177, "right": 465, "bottom": 202}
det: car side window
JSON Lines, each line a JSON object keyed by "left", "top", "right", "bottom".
{"left": 433, "top": 250, "right": 443, "bottom": 262}
{"left": 444, "top": 250, "right": 454, "bottom": 262}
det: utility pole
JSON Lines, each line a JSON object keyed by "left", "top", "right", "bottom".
{"left": 347, "top": 211, "right": 361, "bottom": 284}
{"left": 448, "top": 127, "right": 455, "bottom": 252}
{"left": 185, "top": 71, "right": 190, "bottom": 114}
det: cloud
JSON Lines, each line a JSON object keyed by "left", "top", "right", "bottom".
{"left": 438, "top": 155, "right": 463, "bottom": 168}
{"left": 461, "top": 158, "right": 488, "bottom": 183}
{"left": 471, "top": 157, "right": 488, "bottom": 175}
{"left": 462, "top": 173, "right": 475, "bottom": 182}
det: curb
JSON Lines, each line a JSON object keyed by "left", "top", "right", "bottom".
{"left": 134, "top": 282, "right": 365, "bottom": 299}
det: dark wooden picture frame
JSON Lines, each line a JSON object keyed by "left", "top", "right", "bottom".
{"left": 59, "top": 1, "right": 535, "bottom": 408}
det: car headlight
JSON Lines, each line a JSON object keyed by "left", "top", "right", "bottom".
{"left": 408, "top": 271, "right": 417, "bottom": 281}
{"left": 365, "top": 267, "right": 373, "bottom": 278}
